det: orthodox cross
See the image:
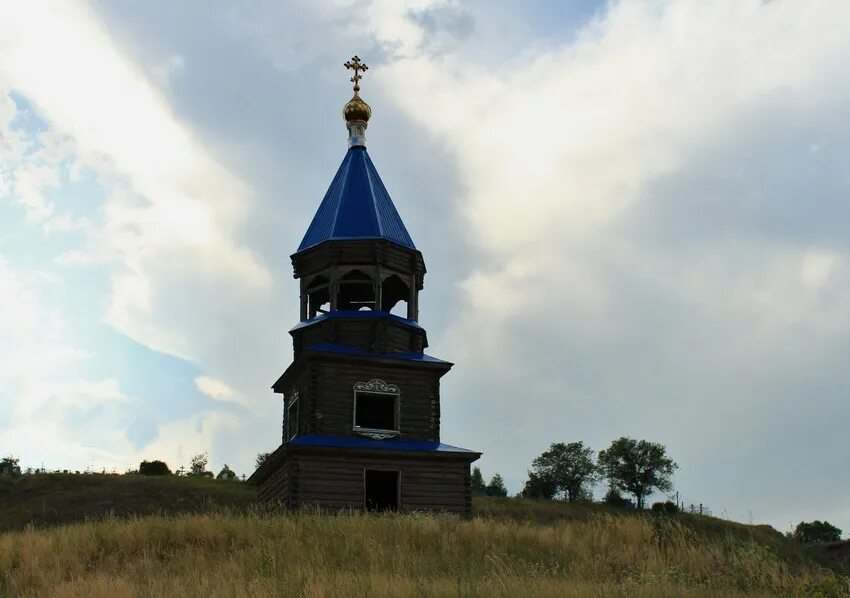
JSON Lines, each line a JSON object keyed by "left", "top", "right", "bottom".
{"left": 344, "top": 56, "right": 368, "bottom": 92}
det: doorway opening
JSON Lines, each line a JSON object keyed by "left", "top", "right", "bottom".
{"left": 364, "top": 469, "right": 400, "bottom": 512}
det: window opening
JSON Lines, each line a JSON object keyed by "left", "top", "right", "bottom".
{"left": 364, "top": 469, "right": 400, "bottom": 512}
{"left": 355, "top": 393, "right": 396, "bottom": 430}
{"left": 338, "top": 269, "right": 375, "bottom": 311}
{"left": 381, "top": 274, "right": 409, "bottom": 317}
{"left": 286, "top": 393, "right": 300, "bottom": 441}
{"left": 353, "top": 379, "right": 399, "bottom": 439}
{"left": 306, "top": 275, "right": 330, "bottom": 318}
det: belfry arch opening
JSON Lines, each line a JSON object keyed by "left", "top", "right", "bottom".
{"left": 306, "top": 275, "right": 330, "bottom": 319}
{"left": 338, "top": 269, "right": 375, "bottom": 311}
{"left": 381, "top": 274, "right": 409, "bottom": 317}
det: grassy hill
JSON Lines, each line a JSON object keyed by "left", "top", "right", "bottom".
{"left": 0, "top": 474, "right": 847, "bottom": 597}
{"left": 0, "top": 473, "right": 255, "bottom": 533}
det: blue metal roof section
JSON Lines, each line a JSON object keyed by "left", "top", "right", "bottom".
{"left": 297, "top": 146, "right": 415, "bottom": 252}
{"left": 304, "top": 342, "right": 451, "bottom": 366}
{"left": 289, "top": 434, "right": 479, "bottom": 455}
{"left": 290, "top": 310, "right": 424, "bottom": 333}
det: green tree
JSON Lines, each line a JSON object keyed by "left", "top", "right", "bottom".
{"left": 529, "top": 441, "right": 598, "bottom": 502}
{"left": 597, "top": 437, "right": 677, "bottom": 509}
{"left": 255, "top": 451, "right": 273, "bottom": 470}
{"left": 216, "top": 464, "right": 237, "bottom": 481}
{"left": 791, "top": 521, "right": 842, "bottom": 543}
{"left": 470, "top": 466, "right": 487, "bottom": 495}
{"left": 138, "top": 460, "right": 171, "bottom": 476}
{"left": 521, "top": 470, "right": 558, "bottom": 499}
{"left": 0, "top": 456, "right": 21, "bottom": 476}
{"left": 486, "top": 473, "right": 508, "bottom": 497}
{"left": 189, "top": 452, "right": 212, "bottom": 478}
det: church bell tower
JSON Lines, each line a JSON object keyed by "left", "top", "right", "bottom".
{"left": 249, "top": 57, "right": 480, "bottom": 514}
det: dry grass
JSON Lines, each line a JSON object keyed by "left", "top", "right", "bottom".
{"left": 1, "top": 509, "right": 847, "bottom": 597}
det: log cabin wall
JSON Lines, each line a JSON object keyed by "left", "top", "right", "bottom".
{"left": 291, "top": 451, "right": 472, "bottom": 515}
{"left": 310, "top": 359, "right": 441, "bottom": 441}
{"left": 257, "top": 456, "right": 297, "bottom": 507}
{"left": 292, "top": 318, "right": 426, "bottom": 358}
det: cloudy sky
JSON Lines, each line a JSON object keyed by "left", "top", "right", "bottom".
{"left": 2, "top": 0, "right": 850, "bottom": 533}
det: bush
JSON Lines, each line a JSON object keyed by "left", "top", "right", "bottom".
{"left": 216, "top": 465, "right": 237, "bottom": 481}
{"left": 521, "top": 471, "right": 557, "bottom": 499}
{"left": 138, "top": 460, "right": 171, "bottom": 476}
{"left": 651, "top": 501, "right": 679, "bottom": 514}
{"left": 603, "top": 488, "right": 634, "bottom": 509}
{"left": 791, "top": 520, "right": 842, "bottom": 543}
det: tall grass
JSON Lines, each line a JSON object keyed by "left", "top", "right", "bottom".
{"left": 0, "top": 509, "right": 846, "bottom": 597}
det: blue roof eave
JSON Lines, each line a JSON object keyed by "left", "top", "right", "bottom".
{"left": 303, "top": 342, "right": 452, "bottom": 366}
{"left": 289, "top": 434, "right": 480, "bottom": 456}
{"left": 294, "top": 235, "right": 419, "bottom": 256}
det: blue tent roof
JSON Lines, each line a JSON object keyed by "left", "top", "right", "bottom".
{"left": 298, "top": 146, "right": 415, "bottom": 252}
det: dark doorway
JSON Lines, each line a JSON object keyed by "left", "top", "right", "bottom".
{"left": 364, "top": 469, "right": 399, "bottom": 512}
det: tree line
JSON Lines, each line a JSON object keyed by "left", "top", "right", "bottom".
{"left": 474, "top": 436, "right": 679, "bottom": 509}
{"left": 134, "top": 452, "right": 239, "bottom": 480}
{"left": 0, "top": 453, "right": 241, "bottom": 481}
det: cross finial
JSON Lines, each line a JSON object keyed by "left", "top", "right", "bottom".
{"left": 344, "top": 55, "right": 368, "bottom": 93}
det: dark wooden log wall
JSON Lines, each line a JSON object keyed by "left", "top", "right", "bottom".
{"left": 309, "top": 361, "right": 441, "bottom": 441}
{"left": 292, "top": 452, "right": 472, "bottom": 515}
{"left": 257, "top": 456, "right": 297, "bottom": 506}
{"left": 293, "top": 318, "right": 426, "bottom": 358}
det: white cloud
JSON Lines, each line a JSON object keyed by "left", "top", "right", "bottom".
{"left": 0, "top": 252, "right": 245, "bottom": 473}
{"left": 0, "top": 255, "right": 126, "bottom": 466}
{"left": 0, "top": 89, "right": 89, "bottom": 230}
{"left": 0, "top": 2, "right": 277, "bottom": 472}
{"left": 375, "top": 0, "right": 850, "bottom": 530}
{"left": 0, "top": 2, "right": 273, "bottom": 370}
{"left": 195, "top": 376, "right": 237, "bottom": 402}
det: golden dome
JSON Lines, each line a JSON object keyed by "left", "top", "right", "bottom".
{"left": 343, "top": 91, "right": 371, "bottom": 123}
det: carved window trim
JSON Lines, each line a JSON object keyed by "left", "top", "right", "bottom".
{"left": 353, "top": 379, "right": 400, "bottom": 439}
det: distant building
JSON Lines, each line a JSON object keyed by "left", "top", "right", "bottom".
{"left": 249, "top": 57, "right": 480, "bottom": 514}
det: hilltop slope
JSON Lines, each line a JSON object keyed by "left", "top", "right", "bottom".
{"left": 2, "top": 508, "right": 848, "bottom": 597}
{"left": 0, "top": 473, "right": 255, "bottom": 533}
{"left": 0, "top": 474, "right": 846, "bottom": 597}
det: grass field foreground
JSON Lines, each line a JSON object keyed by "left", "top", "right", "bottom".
{"left": 1, "top": 507, "right": 848, "bottom": 597}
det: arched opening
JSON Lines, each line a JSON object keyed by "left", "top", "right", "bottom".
{"left": 306, "top": 275, "right": 330, "bottom": 319}
{"left": 381, "top": 274, "right": 409, "bottom": 317}
{"left": 338, "top": 269, "right": 375, "bottom": 311}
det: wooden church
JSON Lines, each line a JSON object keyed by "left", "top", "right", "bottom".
{"left": 249, "top": 57, "right": 480, "bottom": 514}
